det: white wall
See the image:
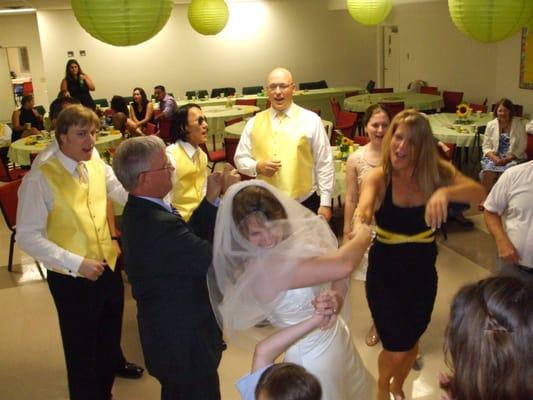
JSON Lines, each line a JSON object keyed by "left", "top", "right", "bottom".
{"left": 35, "top": 1, "right": 377, "bottom": 103}
{"left": 384, "top": 0, "right": 532, "bottom": 117}
{"left": 0, "top": 13, "right": 48, "bottom": 121}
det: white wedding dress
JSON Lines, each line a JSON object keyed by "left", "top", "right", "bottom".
{"left": 268, "top": 286, "right": 375, "bottom": 400}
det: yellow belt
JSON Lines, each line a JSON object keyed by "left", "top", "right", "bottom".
{"left": 375, "top": 225, "right": 435, "bottom": 245}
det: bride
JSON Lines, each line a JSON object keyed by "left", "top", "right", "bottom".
{"left": 211, "top": 180, "right": 375, "bottom": 400}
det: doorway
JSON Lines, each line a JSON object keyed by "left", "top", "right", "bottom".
{"left": 6, "top": 46, "right": 33, "bottom": 107}
{"left": 381, "top": 25, "right": 400, "bottom": 91}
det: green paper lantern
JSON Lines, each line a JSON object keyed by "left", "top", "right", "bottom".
{"left": 346, "top": 0, "right": 392, "bottom": 26}
{"left": 449, "top": 0, "right": 533, "bottom": 43}
{"left": 72, "top": 0, "right": 173, "bottom": 47}
{"left": 188, "top": 0, "right": 229, "bottom": 36}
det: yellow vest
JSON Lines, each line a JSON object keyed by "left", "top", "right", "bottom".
{"left": 40, "top": 157, "right": 116, "bottom": 276}
{"left": 168, "top": 143, "right": 207, "bottom": 221}
{"left": 251, "top": 108, "right": 314, "bottom": 199}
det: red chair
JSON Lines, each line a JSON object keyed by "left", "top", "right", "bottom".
{"left": 335, "top": 111, "right": 358, "bottom": 141}
{"left": 224, "top": 117, "right": 243, "bottom": 128}
{"left": 469, "top": 103, "right": 487, "bottom": 113}
{"left": 0, "top": 159, "right": 28, "bottom": 182}
{"left": 22, "top": 81, "right": 33, "bottom": 95}
{"left": 420, "top": 86, "right": 440, "bottom": 95}
{"left": 352, "top": 136, "right": 370, "bottom": 146}
{"left": 526, "top": 134, "right": 533, "bottom": 161}
{"left": 157, "top": 119, "right": 172, "bottom": 144}
{"left": 223, "top": 137, "right": 252, "bottom": 180}
{"left": 371, "top": 88, "right": 393, "bottom": 93}
{"left": 235, "top": 99, "right": 257, "bottom": 106}
{"left": 199, "top": 143, "right": 225, "bottom": 172}
{"left": 379, "top": 101, "right": 405, "bottom": 119}
{"left": 442, "top": 91, "right": 464, "bottom": 113}
{"left": 330, "top": 98, "right": 342, "bottom": 120}
{"left": 143, "top": 122, "right": 157, "bottom": 135}
{"left": 0, "top": 179, "right": 45, "bottom": 279}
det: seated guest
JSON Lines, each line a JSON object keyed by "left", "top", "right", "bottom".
{"left": 110, "top": 95, "right": 143, "bottom": 137}
{"left": 441, "top": 277, "right": 532, "bottom": 400}
{"left": 153, "top": 85, "right": 177, "bottom": 122}
{"left": 480, "top": 98, "right": 527, "bottom": 192}
{"left": 130, "top": 87, "right": 154, "bottom": 130}
{"left": 0, "top": 122, "right": 12, "bottom": 164}
{"left": 167, "top": 104, "right": 209, "bottom": 221}
{"left": 11, "top": 94, "right": 43, "bottom": 141}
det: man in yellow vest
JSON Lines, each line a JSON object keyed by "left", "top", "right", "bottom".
{"left": 234, "top": 67, "right": 335, "bottom": 220}
{"left": 16, "top": 105, "right": 125, "bottom": 400}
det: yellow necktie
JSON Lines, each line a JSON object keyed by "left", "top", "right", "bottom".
{"left": 76, "top": 162, "right": 89, "bottom": 188}
{"left": 277, "top": 111, "right": 286, "bottom": 123}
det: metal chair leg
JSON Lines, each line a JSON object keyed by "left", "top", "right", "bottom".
{"left": 8, "top": 233, "right": 15, "bottom": 271}
{"left": 35, "top": 260, "right": 46, "bottom": 280}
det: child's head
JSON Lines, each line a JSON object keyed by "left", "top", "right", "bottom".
{"left": 232, "top": 185, "right": 288, "bottom": 248}
{"left": 255, "top": 362, "right": 321, "bottom": 400}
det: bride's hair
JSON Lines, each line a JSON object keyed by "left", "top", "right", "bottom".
{"left": 232, "top": 185, "right": 288, "bottom": 238}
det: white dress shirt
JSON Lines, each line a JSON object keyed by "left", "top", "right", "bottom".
{"left": 484, "top": 160, "right": 533, "bottom": 268}
{"left": 234, "top": 103, "right": 334, "bottom": 206}
{"left": 16, "top": 148, "right": 127, "bottom": 276}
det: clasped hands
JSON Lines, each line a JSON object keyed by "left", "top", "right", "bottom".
{"left": 311, "top": 290, "right": 343, "bottom": 330}
{"left": 206, "top": 164, "right": 241, "bottom": 203}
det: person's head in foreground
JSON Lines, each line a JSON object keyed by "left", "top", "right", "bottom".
{"left": 381, "top": 109, "right": 454, "bottom": 198}
{"left": 112, "top": 135, "right": 174, "bottom": 198}
{"left": 232, "top": 184, "right": 288, "bottom": 249}
{"left": 442, "top": 276, "right": 532, "bottom": 400}
{"left": 255, "top": 362, "right": 322, "bottom": 400}
{"left": 171, "top": 103, "right": 208, "bottom": 146}
{"left": 55, "top": 104, "right": 99, "bottom": 162}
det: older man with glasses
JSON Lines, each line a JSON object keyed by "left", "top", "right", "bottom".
{"left": 234, "top": 67, "right": 335, "bottom": 220}
{"left": 112, "top": 135, "right": 239, "bottom": 400}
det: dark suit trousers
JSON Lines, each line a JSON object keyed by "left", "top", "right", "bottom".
{"left": 47, "top": 267, "right": 123, "bottom": 400}
{"left": 160, "top": 373, "right": 221, "bottom": 400}
{"left": 301, "top": 191, "right": 320, "bottom": 214}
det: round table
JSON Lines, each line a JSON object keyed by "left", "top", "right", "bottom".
{"left": 224, "top": 119, "right": 334, "bottom": 138}
{"left": 8, "top": 132, "right": 123, "bottom": 166}
{"left": 427, "top": 112, "right": 493, "bottom": 147}
{"left": 344, "top": 91, "right": 443, "bottom": 113}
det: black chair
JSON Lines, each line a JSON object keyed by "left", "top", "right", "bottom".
{"left": 94, "top": 98, "right": 109, "bottom": 108}
{"left": 211, "top": 87, "right": 236, "bottom": 98}
{"left": 365, "top": 80, "right": 376, "bottom": 93}
{"left": 185, "top": 91, "right": 197, "bottom": 100}
{"left": 299, "top": 80, "right": 328, "bottom": 90}
{"left": 243, "top": 86, "right": 263, "bottom": 95}
{"left": 123, "top": 96, "right": 134, "bottom": 105}
{"left": 198, "top": 90, "right": 209, "bottom": 99}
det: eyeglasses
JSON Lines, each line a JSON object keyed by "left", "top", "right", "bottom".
{"left": 266, "top": 83, "right": 294, "bottom": 91}
{"left": 190, "top": 116, "right": 207, "bottom": 126}
{"left": 139, "top": 160, "right": 173, "bottom": 175}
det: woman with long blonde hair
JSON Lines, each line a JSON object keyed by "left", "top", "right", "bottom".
{"left": 355, "top": 109, "right": 486, "bottom": 400}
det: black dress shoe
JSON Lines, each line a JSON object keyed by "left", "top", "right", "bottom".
{"left": 115, "top": 361, "right": 144, "bottom": 379}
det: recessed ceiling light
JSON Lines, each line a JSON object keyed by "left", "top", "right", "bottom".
{"left": 0, "top": 8, "right": 36, "bottom": 15}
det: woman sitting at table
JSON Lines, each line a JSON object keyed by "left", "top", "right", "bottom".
{"left": 480, "top": 98, "right": 527, "bottom": 193}
{"left": 167, "top": 104, "right": 209, "bottom": 221}
{"left": 129, "top": 87, "right": 154, "bottom": 131}
{"left": 110, "top": 95, "right": 143, "bottom": 137}
{"left": 60, "top": 59, "right": 96, "bottom": 109}
{"left": 11, "top": 94, "right": 42, "bottom": 141}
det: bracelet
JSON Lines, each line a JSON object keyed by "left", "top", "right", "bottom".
{"left": 111, "top": 236, "right": 119, "bottom": 241}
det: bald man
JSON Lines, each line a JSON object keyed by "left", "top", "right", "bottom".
{"left": 234, "top": 67, "right": 334, "bottom": 220}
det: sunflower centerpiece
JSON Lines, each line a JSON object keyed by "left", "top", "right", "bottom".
{"left": 336, "top": 133, "right": 355, "bottom": 161}
{"left": 455, "top": 103, "right": 473, "bottom": 124}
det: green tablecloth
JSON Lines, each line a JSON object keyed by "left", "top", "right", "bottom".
{"left": 428, "top": 112, "right": 492, "bottom": 147}
{"left": 8, "top": 132, "right": 123, "bottom": 166}
{"left": 178, "top": 86, "right": 362, "bottom": 124}
{"left": 344, "top": 91, "right": 443, "bottom": 113}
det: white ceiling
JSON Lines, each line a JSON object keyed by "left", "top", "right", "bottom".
{"left": 0, "top": 0, "right": 195, "bottom": 11}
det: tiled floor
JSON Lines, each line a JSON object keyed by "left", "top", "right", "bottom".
{"left": 0, "top": 207, "right": 495, "bottom": 399}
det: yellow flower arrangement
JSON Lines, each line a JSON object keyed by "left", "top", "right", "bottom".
{"left": 336, "top": 134, "right": 355, "bottom": 160}
{"left": 456, "top": 103, "right": 472, "bottom": 118}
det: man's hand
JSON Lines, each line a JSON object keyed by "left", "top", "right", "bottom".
{"left": 206, "top": 171, "right": 223, "bottom": 203}
{"left": 317, "top": 206, "right": 332, "bottom": 221}
{"left": 256, "top": 160, "right": 281, "bottom": 177}
{"left": 222, "top": 164, "right": 241, "bottom": 194}
{"left": 78, "top": 258, "right": 106, "bottom": 281}
{"left": 496, "top": 236, "right": 520, "bottom": 264}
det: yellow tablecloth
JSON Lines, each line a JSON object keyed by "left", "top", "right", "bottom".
{"left": 8, "top": 132, "right": 123, "bottom": 166}
{"left": 344, "top": 91, "right": 443, "bottom": 113}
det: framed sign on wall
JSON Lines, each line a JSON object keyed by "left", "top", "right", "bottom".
{"left": 520, "top": 28, "right": 533, "bottom": 89}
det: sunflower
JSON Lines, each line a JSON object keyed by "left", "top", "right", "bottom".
{"left": 456, "top": 103, "right": 472, "bottom": 118}
{"left": 341, "top": 136, "right": 351, "bottom": 145}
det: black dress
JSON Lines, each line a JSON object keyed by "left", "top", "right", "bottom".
{"left": 366, "top": 181, "right": 438, "bottom": 352}
{"left": 66, "top": 76, "right": 95, "bottom": 110}
{"left": 12, "top": 107, "right": 40, "bottom": 141}
{"left": 132, "top": 101, "right": 153, "bottom": 125}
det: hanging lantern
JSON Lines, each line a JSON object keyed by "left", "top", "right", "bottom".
{"left": 188, "top": 0, "right": 229, "bottom": 36}
{"left": 449, "top": 0, "right": 533, "bottom": 43}
{"left": 72, "top": 0, "right": 173, "bottom": 47}
{"left": 346, "top": 0, "right": 392, "bottom": 26}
